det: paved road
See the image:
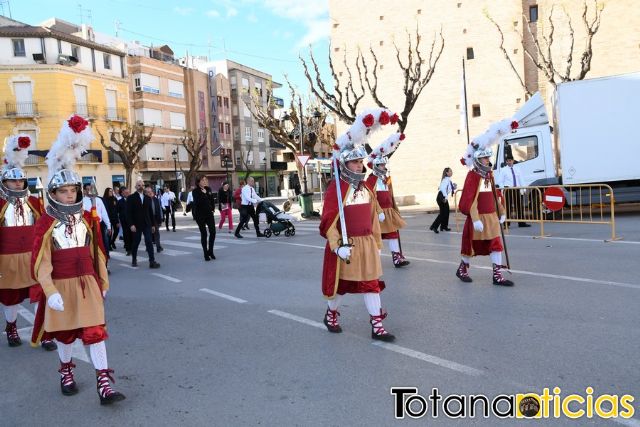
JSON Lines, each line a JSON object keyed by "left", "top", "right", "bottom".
{"left": 1, "top": 211, "right": 639, "bottom": 426}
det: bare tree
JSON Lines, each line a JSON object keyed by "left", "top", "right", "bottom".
{"left": 180, "top": 127, "right": 208, "bottom": 189}
{"left": 487, "top": 0, "right": 604, "bottom": 92}
{"left": 98, "top": 124, "right": 154, "bottom": 190}
{"left": 300, "top": 26, "right": 444, "bottom": 134}
{"left": 237, "top": 145, "right": 254, "bottom": 181}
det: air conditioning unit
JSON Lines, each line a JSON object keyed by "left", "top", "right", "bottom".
{"left": 57, "top": 54, "right": 79, "bottom": 66}
{"left": 32, "top": 53, "right": 46, "bottom": 63}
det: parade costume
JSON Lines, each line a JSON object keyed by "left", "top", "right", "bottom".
{"left": 0, "top": 135, "right": 56, "bottom": 350}
{"left": 457, "top": 119, "right": 518, "bottom": 286}
{"left": 365, "top": 131, "right": 409, "bottom": 268}
{"left": 320, "top": 108, "right": 397, "bottom": 341}
{"left": 31, "top": 115, "right": 125, "bottom": 404}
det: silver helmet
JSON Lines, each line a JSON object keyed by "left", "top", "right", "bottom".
{"left": 338, "top": 144, "right": 367, "bottom": 188}
{"left": 473, "top": 147, "right": 493, "bottom": 177}
{"left": 0, "top": 168, "right": 29, "bottom": 200}
{"left": 45, "top": 169, "right": 83, "bottom": 221}
{"left": 371, "top": 156, "right": 388, "bottom": 179}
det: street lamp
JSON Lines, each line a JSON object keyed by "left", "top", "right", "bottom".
{"left": 263, "top": 153, "right": 268, "bottom": 197}
{"left": 223, "top": 154, "right": 230, "bottom": 185}
{"left": 171, "top": 148, "right": 178, "bottom": 193}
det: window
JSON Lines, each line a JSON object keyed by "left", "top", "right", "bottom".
{"left": 246, "top": 150, "right": 254, "bottom": 165}
{"left": 504, "top": 136, "right": 539, "bottom": 164}
{"left": 168, "top": 79, "right": 184, "bottom": 98}
{"left": 103, "top": 53, "right": 111, "bottom": 69}
{"left": 235, "top": 151, "right": 241, "bottom": 166}
{"left": 233, "top": 126, "right": 239, "bottom": 140}
{"left": 223, "top": 97, "right": 229, "bottom": 108}
{"left": 217, "top": 96, "right": 222, "bottom": 107}
{"left": 379, "top": 15, "right": 384, "bottom": 20}
{"left": 105, "top": 89, "right": 117, "bottom": 119}
{"left": 169, "top": 112, "right": 186, "bottom": 129}
{"left": 257, "top": 128, "right": 265, "bottom": 142}
{"left": 225, "top": 123, "right": 231, "bottom": 134}
{"left": 466, "top": 47, "right": 474, "bottom": 60}
{"left": 529, "top": 5, "right": 538, "bottom": 22}
{"left": 254, "top": 82, "right": 262, "bottom": 97}
{"left": 136, "top": 108, "right": 162, "bottom": 127}
{"left": 243, "top": 105, "right": 251, "bottom": 118}
{"left": 472, "top": 104, "right": 481, "bottom": 117}
{"left": 218, "top": 122, "right": 224, "bottom": 134}
{"left": 12, "top": 39, "right": 26, "bottom": 57}
{"left": 73, "top": 84, "right": 88, "bottom": 115}
{"left": 134, "top": 73, "right": 160, "bottom": 94}
{"left": 71, "top": 45, "right": 80, "bottom": 61}
{"left": 230, "top": 76, "right": 237, "bottom": 89}
{"left": 232, "top": 105, "right": 238, "bottom": 116}
{"left": 144, "top": 143, "right": 165, "bottom": 161}
{"left": 245, "top": 126, "right": 252, "bottom": 141}
{"left": 259, "top": 151, "right": 266, "bottom": 164}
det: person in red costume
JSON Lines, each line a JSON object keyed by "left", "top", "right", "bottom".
{"left": 31, "top": 115, "right": 125, "bottom": 404}
{"left": 365, "top": 131, "right": 409, "bottom": 268}
{"left": 320, "top": 109, "right": 396, "bottom": 341}
{"left": 457, "top": 144, "right": 513, "bottom": 286}
{"left": 0, "top": 134, "right": 56, "bottom": 350}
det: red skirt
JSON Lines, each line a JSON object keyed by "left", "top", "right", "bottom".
{"left": 337, "top": 279, "right": 385, "bottom": 295}
{"left": 0, "top": 288, "right": 29, "bottom": 306}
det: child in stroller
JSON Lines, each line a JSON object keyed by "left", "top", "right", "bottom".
{"left": 256, "top": 201, "right": 296, "bottom": 237}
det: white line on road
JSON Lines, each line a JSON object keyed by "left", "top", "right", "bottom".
{"left": 111, "top": 252, "right": 148, "bottom": 262}
{"left": 199, "top": 288, "right": 247, "bottom": 303}
{"left": 371, "top": 341, "right": 485, "bottom": 377}
{"left": 162, "top": 240, "right": 225, "bottom": 250}
{"left": 184, "top": 235, "right": 253, "bottom": 245}
{"left": 268, "top": 240, "right": 640, "bottom": 291}
{"left": 151, "top": 273, "right": 182, "bottom": 283}
{"left": 157, "top": 248, "right": 192, "bottom": 256}
{"left": 267, "top": 310, "right": 325, "bottom": 329}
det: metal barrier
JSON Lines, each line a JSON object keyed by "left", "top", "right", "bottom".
{"left": 453, "top": 184, "right": 619, "bottom": 241}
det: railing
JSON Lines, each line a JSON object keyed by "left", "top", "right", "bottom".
{"left": 73, "top": 104, "right": 98, "bottom": 119}
{"left": 78, "top": 151, "right": 101, "bottom": 163}
{"left": 454, "top": 184, "right": 620, "bottom": 241}
{"left": 24, "top": 153, "right": 46, "bottom": 166}
{"left": 104, "top": 107, "right": 127, "bottom": 122}
{"left": 108, "top": 151, "right": 124, "bottom": 163}
{"left": 6, "top": 102, "right": 38, "bottom": 117}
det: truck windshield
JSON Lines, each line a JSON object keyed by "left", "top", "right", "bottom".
{"left": 504, "top": 135, "right": 539, "bottom": 165}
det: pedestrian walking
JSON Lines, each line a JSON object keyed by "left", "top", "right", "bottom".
{"left": 116, "top": 187, "right": 131, "bottom": 255}
{"left": 320, "top": 109, "right": 396, "bottom": 341}
{"left": 497, "top": 154, "right": 530, "bottom": 227}
{"left": 146, "top": 186, "right": 164, "bottom": 253}
{"left": 31, "top": 114, "right": 125, "bottom": 404}
{"left": 192, "top": 175, "right": 216, "bottom": 261}
{"left": 82, "top": 183, "right": 111, "bottom": 260}
{"left": 102, "top": 188, "right": 119, "bottom": 250}
{"left": 161, "top": 185, "right": 176, "bottom": 232}
{"left": 233, "top": 180, "right": 249, "bottom": 230}
{"left": 217, "top": 181, "right": 233, "bottom": 233}
{"left": 126, "top": 179, "right": 160, "bottom": 269}
{"left": 365, "top": 131, "right": 410, "bottom": 268}
{"left": 430, "top": 167, "right": 456, "bottom": 233}
{"left": 234, "top": 177, "right": 264, "bottom": 238}
{"left": 178, "top": 187, "right": 188, "bottom": 216}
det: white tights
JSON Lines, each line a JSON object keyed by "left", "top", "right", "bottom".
{"left": 327, "top": 293, "right": 382, "bottom": 316}
{"left": 386, "top": 239, "right": 400, "bottom": 253}
{"left": 56, "top": 340, "right": 108, "bottom": 370}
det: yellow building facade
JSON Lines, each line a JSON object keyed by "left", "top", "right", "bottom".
{"left": 0, "top": 17, "right": 129, "bottom": 192}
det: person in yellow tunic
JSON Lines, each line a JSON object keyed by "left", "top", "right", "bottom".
{"left": 31, "top": 115, "right": 125, "bottom": 404}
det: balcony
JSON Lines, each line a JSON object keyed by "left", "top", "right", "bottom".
{"left": 77, "top": 150, "right": 102, "bottom": 163}
{"left": 25, "top": 151, "right": 47, "bottom": 166}
{"left": 5, "top": 102, "right": 39, "bottom": 118}
{"left": 108, "top": 151, "right": 124, "bottom": 163}
{"left": 73, "top": 104, "right": 98, "bottom": 119}
{"left": 104, "top": 107, "right": 128, "bottom": 122}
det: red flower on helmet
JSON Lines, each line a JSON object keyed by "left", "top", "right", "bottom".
{"left": 399, "top": 133, "right": 405, "bottom": 141}
{"left": 510, "top": 120, "right": 519, "bottom": 130}
{"left": 379, "top": 111, "right": 390, "bottom": 125}
{"left": 460, "top": 157, "right": 467, "bottom": 166}
{"left": 68, "top": 115, "right": 89, "bottom": 133}
{"left": 362, "top": 114, "right": 375, "bottom": 128}
{"left": 380, "top": 148, "right": 385, "bottom": 153}
{"left": 17, "top": 136, "right": 31, "bottom": 149}
{"left": 389, "top": 113, "right": 399, "bottom": 125}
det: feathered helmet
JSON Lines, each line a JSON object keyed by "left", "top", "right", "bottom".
{"left": 333, "top": 108, "right": 399, "bottom": 187}
{"left": 45, "top": 114, "right": 93, "bottom": 215}
{"left": 460, "top": 119, "right": 519, "bottom": 176}
{"left": 366, "top": 132, "right": 405, "bottom": 179}
{"left": 0, "top": 134, "right": 31, "bottom": 198}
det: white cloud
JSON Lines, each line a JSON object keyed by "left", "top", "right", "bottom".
{"left": 296, "top": 19, "right": 330, "bottom": 48}
{"left": 260, "top": 0, "right": 329, "bottom": 47}
{"left": 247, "top": 12, "right": 258, "bottom": 23}
{"left": 174, "top": 6, "right": 194, "bottom": 16}
{"left": 206, "top": 9, "right": 221, "bottom": 18}
{"left": 227, "top": 7, "right": 238, "bottom": 17}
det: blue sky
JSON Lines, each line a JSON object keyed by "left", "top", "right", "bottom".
{"left": 8, "top": 0, "right": 330, "bottom": 104}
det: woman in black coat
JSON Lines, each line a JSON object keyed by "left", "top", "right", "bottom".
{"left": 102, "top": 187, "right": 120, "bottom": 250}
{"left": 192, "top": 175, "right": 216, "bottom": 261}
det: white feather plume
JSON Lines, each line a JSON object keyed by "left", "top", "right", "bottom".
{"left": 461, "top": 118, "right": 516, "bottom": 168}
{"left": 2, "top": 134, "right": 31, "bottom": 173}
{"left": 333, "top": 107, "right": 398, "bottom": 157}
{"left": 46, "top": 115, "right": 94, "bottom": 182}
{"left": 367, "top": 132, "right": 404, "bottom": 166}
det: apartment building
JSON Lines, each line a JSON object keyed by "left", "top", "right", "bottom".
{"left": 0, "top": 16, "right": 129, "bottom": 191}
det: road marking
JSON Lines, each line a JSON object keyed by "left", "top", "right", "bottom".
{"left": 268, "top": 240, "right": 640, "bottom": 290}
{"left": 161, "top": 240, "right": 227, "bottom": 250}
{"left": 151, "top": 273, "right": 182, "bottom": 283}
{"left": 267, "top": 310, "right": 325, "bottom": 329}
{"left": 185, "top": 235, "right": 253, "bottom": 245}
{"left": 199, "top": 288, "right": 247, "bottom": 303}
{"left": 157, "top": 248, "right": 192, "bottom": 256}
{"left": 371, "top": 342, "right": 485, "bottom": 377}
{"left": 18, "top": 306, "right": 35, "bottom": 324}
{"left": 111, "top": 252, "right": 148, "bottom": 262}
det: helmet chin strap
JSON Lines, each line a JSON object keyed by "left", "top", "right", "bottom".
{"left": 0, "top": 180, "right": 29, "bottom": 202}
{"left": 339, "top": 161, "right": 366, "bottom": 188}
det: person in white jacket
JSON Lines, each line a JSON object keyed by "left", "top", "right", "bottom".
{"left": 496, "top": 155, "right": 530, "bottom": 227}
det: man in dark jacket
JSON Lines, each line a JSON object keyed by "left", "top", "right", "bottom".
{"left": 146, "top": 186, "right": 164, "bottom": 253}
{"left": 117, "top": 187, "right": 131, "bottom": 255}
{"left": 125, "top": 179, "right": 160, "bottom": 268}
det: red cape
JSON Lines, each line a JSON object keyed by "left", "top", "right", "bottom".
{"left": 319, "top": 179, "right": 349, "bottom": 298}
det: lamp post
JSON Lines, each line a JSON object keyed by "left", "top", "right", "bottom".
{"left": 298, "top": 97, "right": 308, "bottom": 195}
{"left": 171, "top": 148, "right": 178, "bottom": 193}
{"left": 263, "top": 153, "right": 268, "bottom": 197}
{"left": 223, "top": 154, "right": 230, "bottom": 185}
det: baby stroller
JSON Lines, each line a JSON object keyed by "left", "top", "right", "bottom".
{"left": 256, "top": 201, "right": 296, "bottom": 237}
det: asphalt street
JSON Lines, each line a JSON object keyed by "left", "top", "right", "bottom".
{"left": 1, "top": 210, "right": 639, "bottom": 426}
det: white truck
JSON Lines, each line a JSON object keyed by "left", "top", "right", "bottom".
{"left": 494, "top": 72, "right": 640, "bottom": 203}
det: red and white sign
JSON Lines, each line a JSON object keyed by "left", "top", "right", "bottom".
{"left": 543, "top": 187, "right": 566, "bottom": 212}
{"left": 296, "top": 154, "right": 310, "bottom": 167}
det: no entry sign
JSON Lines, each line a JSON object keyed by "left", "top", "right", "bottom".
{"left": 544, "top": 187, "right": 566, "bottom": 212}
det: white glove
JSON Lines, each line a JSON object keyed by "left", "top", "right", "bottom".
{"left": 473, "top": 220, "right": 484, "bottom": 232}
{"left": 47, "top": 293, "right": 64, "bottom": 312}
{"left": 499, "top": 214, "right": 506, "bottom": 224}
{"left": 378, "top": 212, "right": 386, "bottom": 222}
{"left": 335, "top": 246, "right": 352, "bottom": 261}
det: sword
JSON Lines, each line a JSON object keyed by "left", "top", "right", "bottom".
{"left": 333, "top": 158, "right": 353, "bottom": 264}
